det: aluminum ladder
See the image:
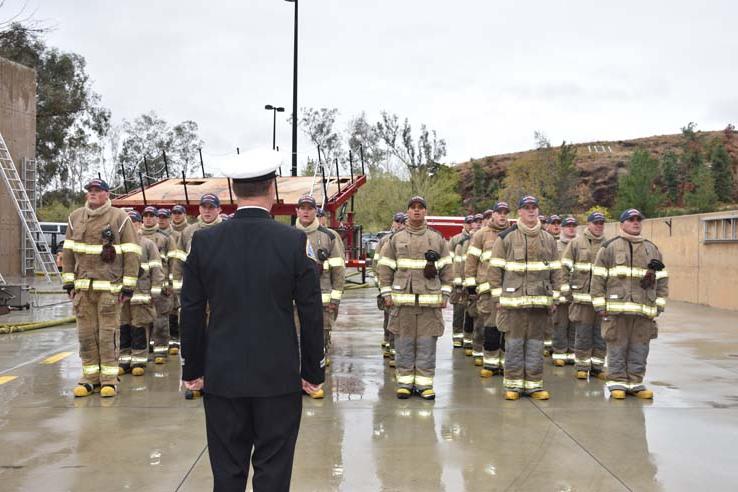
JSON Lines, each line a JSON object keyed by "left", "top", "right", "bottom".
{"left": 0, "top": 131, "right": 60, "bottom": 283}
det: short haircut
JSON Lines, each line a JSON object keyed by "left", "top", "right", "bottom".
{"left": 232, "top": 178, "right": 273, "bottom": 199}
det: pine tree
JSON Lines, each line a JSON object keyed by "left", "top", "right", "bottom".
{"left": 614, "top": 149, "right": 664, "bottom": 218}
{"left": 709, "top": 142, "right": 734, "bottom": 202}
{"left": 685, "top": 164, "right": 718, "bottom": 212}
{"left": 661, "top": 151, "right": 680, "bottom": 204}
{"left": 545, "top": 141, "right": 579, "bottom": 213}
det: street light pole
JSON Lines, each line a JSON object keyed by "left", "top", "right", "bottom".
{"left": 285, "top": 0, "right": 298, "bottom": 177}
{"left": 265, "top": 105, "right": 285, "bottom": 150}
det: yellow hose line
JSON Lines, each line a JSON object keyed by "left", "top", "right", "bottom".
{"left": 0, "top": 316, "right": 76, "bottom": 334}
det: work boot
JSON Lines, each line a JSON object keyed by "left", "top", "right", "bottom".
{"left": 396, "top": 388, "right": 412, "bottom": 399}
{"left": 505, "top": 391, "right": 520, "bottom": 400}
{"left": 464, "top": 348, "right": 473, "bottom": 356}
{"left": 473, "top": 357, "right": 483, "bottom": 367}
{"left": 611, "top": 390, "right": 626, "bottom": 399}
{"left": 118, "top": 365, "right": 130, "bottom": 376}
{"left": 452, "top": 339, "right": 463, "bottom": 348}
{"left": 635, "top": 389, "right": 654, "bottom": 399}
{"left": 154, "top": 356, "right": 166, "bottom": 365}
{"left": 325, "top": 357, "right": 332, "bottom": 368}
{"left": 169, "top": 346, "right": 179, "bottom": 356}
{"left": 131, "top": 367, "right": 145, "bottom": 376}
{"left": 309, "top": 388, "right": 325, "bottom": 400}
{"left": 592, "top": 370, "right": 607, "bottom": 381}
{"left": 543, "top": 348, "right": 551, "bottom": 357}
{"left": 553, "top": 359, "right": 566, "bottom": 367}
{"left": 530, "top": 390, "right": 550, "bottom": 400}
{"left": 576, "top": 371, "right": 588, "bottom": 380}
{"left": 100, "top": 385, "right": 117, "bottom": 398}
{"left": 418, "top": 388, "right": 436, "bottom": 401}
{"left": 73, "top": 383, "right": 95, "bottom": 398}
{"left": 388, "top": 358, "right": 396, "bottom": 368}
{"left": 480, "top": 368, "right": 493, "bottom": 378}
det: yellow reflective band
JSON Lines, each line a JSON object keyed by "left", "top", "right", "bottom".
{"left": 524, "top": 380, "right": 543, "bottom": 389}
{"left": 123, "top": 276, "right": 138, "bottom": 288}
{"left": 151, "top": 286, "right": 162, "bottom": 295}
{"left": 499, "top": 295, "right": 553, "bottom": 308}
{"left": 454, "top": 256, "right": 464, "bottom": 264}
{"left": 572, "top": 293, "right": 592, "bottom": 303}
{"left": 378, "top": 257, "right": 397, "bottom": 270}
{"left": 591, "top": 357, "right": 606, "bottom": 365}
{"left": 374, "top": 253, "right": 382, "bottom": 262}
{"left": 504, "top": 261, "right": 557, "bottom": 272}
{"left": 121, "top": 243, "right": 142, "bottom": 255}
{"left": 63, "top": 240, "right": 76, "bottom": 250}
{"left": 561, "top": 284, "right": 571, "bottom": 293}
{"left": 62, "top": 273, "right": 75, "bottom": 283}
{"left": 74, "top": 279, "right": 90, "bottom": 290}
{"left": 656, "top": 270, "right": 668, "bottom": 279}
{"left": 441, "top": 285, "right": 453, "bottom": 294}
{"left": 435, "top": 256, "right": 453, "bottom": 269}
{"left": 328, "top": 257, "right": 345, "bottom": 267}
{"left": 172, "top": 280, "right": 183, "bottom": 291}
{"left": 463, "top": 277, "right": 477, "bottom": 287}
{"left": 575, "top": 357, "right": 591, "bottom": 365}
{"left": 549, "top": 261, "right": 562, "bottom": 270}
{"left": 380, "top": 286, "right": 392, "bottom": 294}
{"left": 131, "top": 356, "right": 148, "bottom": 364}
{"left": 574, "top": 262, "right": 592, "bottom": 272}
{"left": 397, "top": 374, "right": 415, "bottom": 385}
{"left": 491, "top": 287, "right": 502, "bottom": 297}
{"left": 503, "top": 378, "right": 524, "bottom": 388}
{"left": 82, "top": 365, "right": 100, "bottom": 375}
{"left": 417, "top": 294, "right": 444, "bottom": 306}
{"left": 449, "top": 251, "right": 456, "bottom": 259}
{"left": 130, "top": 293, "right": 151, "bottom": 304}
{"left": 453, "top": 277, "right": 463, "bottom": 286}
{"left": 119, "top": 355, "right": 132, "bottom": 363}
{"left": 391, "top": 293, "right": 418, "bottom": 305}
{"left": 170, "top": 250, "right": 188, "bottom": 261}
{"left": 605, "top": 301, "right": 658, "bottom": 318}
{"left": 140, "top": 263, "right": 151, "bottom": 272}
{"left": 489, "top": 257, "right": 506, "bottom": 268}
{"left": 592, "top": 297, "right": 606, "bottom": 307}
{"left": 655, "top": 297, "right": 666, "bottom": 307}
{"left": 561, "top": 258, "right": 574, "bottom": 269}
{"left": 592, "top": 266, "right": 608, "bottom": 277}
{"left": 552, "top": 291, "right": 561, "bottom": 299}
{"left": 396, "top": 258, "right": 428, "bottom": 269}
{"left": 321, "top": 293, "right": 332, "bottom": 304}
{"left": 101, "top": 365, "right": 120, "bottom": 376}
{"left": 552, "top": 353, "right": 568, "bottom": 360}
{"left": 480, "top": 250, "right": 492, "bottom": 262}
{"left": 330, "top": 290, "right": 343, "bottom": 300}
{"left": 467, "top": 246, "right": 482, "bottom": 257}
{"left": 414, "top": 375, "right": 433, "bottom": 386}
{"left": 608, "top": 266, "right": 649, "bottom": 278}
{"left": 477, "top": 282, "right": 490, "bottom": 294}
{"left": 483, "top": 356, "right": 500, "bottom": 365}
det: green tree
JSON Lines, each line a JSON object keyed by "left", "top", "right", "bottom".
{"left": 614, "top": 149, "right": 664, "bottom": 218}
{"left": 545, "top": 140, "right": 579, "bottom": 213}
{"left": 709, "top": 142, "right": 734, "bottom": 202}
{"left": 499, "top": 153, "right": 551, "bottom": 214}
{"left": 685, "top": 164, "right": 718, "bottom": 212}
{"left": 660, "top": 151, "right": 680, "bottom": 204}
{"left": 679, "top": 122, "right": 704, "bottom": 176}
{"left": 468, "top": 159, "right": 500, "bottom": 212}
{"left": 0, "top": 23, "right": 111, "bottom": 189}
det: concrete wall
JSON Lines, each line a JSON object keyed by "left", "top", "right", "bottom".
{"left": 0, "top": 57, "right": 36, "bottom": 278}
{"left": 601, "top": 210, "right": 738, "bottom": 311}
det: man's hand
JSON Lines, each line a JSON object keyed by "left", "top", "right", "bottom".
{"left": 549, "top": 305, "right": 558, "bottom": 315}
{"left": 327, "top": 302, "right": 338, "bottom": 314}
{"left": 183, "top": 377, "right": 204, "bottom": 391}
{"left": 383, "top": 296, "right": 394, "bottom": 308}
{"left": 302, "top": 379, "right": 321, "bottom": 395}
{"left": 120, "top": 287, "right": 134, "bottom": 304}
{"left": 63, "top": 285, "right": 75, "bottom": 300}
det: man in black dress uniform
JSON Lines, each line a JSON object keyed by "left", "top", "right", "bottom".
{"left": 180, "top": 148, "right": 325, "bottom": 492}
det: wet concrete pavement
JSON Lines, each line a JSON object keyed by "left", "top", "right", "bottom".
{"left": 1, "top": 287, "right": 738, "bottom": 491}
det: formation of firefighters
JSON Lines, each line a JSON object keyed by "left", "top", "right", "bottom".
{"left": 61, "top": 177, "right": 668, "bottom": 403}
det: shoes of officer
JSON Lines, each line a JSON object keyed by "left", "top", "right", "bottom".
{"left": 169, "top": 347, "right": 179, "bottom": 355}
{"left": 473, "top": 357, "right": 483, "bottom": 367}
{"left": 309, "top": 388, "right": 325, "bottom": 399}
{"left": 505, "top": 390, "right": 549, "bottom": 400}
{"left": 73, "top": 383, "right": 116, "bottom": 398}
{"left": 395, "top": 387, "right": 435, "bottom": 400}
{"left": 154, "top": 356, "right": 166, "bottom": 364}
{"left": 553, "top": 359, "right": 566, "bottom": 367}
{"left": 131, "top": 367, "right": 145, "bottom": 376}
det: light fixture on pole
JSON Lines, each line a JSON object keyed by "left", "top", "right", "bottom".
{"left": 265, "top": 105, "right": 285, "bottom": 150}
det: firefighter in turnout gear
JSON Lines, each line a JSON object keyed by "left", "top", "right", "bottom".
{"left": 119, "top": 211, "right": 164, "bottom": 376}
{"left": 467, "top": 202, "right": 510, "bottom": 377}
{"left": 62, "top": 179, "right": 140, "bottom": 398}
{"left": 140, "top": 207, "right": 177, "bottom": 364}
{"left": 551, "top": 215, "right": 578, "bottom": 366}
{"left": 296, "top": 194, "right": 346, "bottom": 378}
{"left": 375, "top": 212, "right": 406, "bottom": 365}
{"left": 590, "top": 208, "right": 668, "bottom": 400}
{"left": 377, "top": 196, "right": 453, "bottom": 400}
{"left": 454, "top": 215, "right": 481, "bottom": 356}
{"left": 543, "top": 215, "right": 562, "bottom": 355}
{"left": 448, "top": 216, "right": 474, "bottom": 349}
{"left": 171, "top": 204, "right": 189, "bottom": 233}
{"left": 487, "top": 195, "right": 563, "bottom": 400}
{"left": 157, "top": 208, "right": 183, "bottom": 355}
{"left": 561, "top": 212, "right": 608, "bottom": 379}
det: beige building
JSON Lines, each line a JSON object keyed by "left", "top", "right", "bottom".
{"left": 0, "top": 56, "right": 37, "bottom": 279}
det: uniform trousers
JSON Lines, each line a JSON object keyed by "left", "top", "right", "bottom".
{"left": 570, "top": 304, "right": 606, "bottom": 373}
{"left": 602, "top": 315, "right": 657, "bottom": 393}
{"left": 552, "top": 303, "right": 575, "bottom": 362}
{"left": 73, "top": 289, "right": 121, "bottom": 386}
{"left": 452, "top": 303, "right": 465, "bottom": 344}
{"left": 498, "top": 308, "right": 547, "bottom": 394}
{"left": 204, "top": 392, "right": 302, "bottom": 492}
{"left": 390, "top": 305, "right": 442, "bottom": 391}
{"left": 120, "top": 300, "right": 155, "bottom": 368}
{"left": 152, "top": 294, "right": 173, "bottom": 359}
{"left": 462, "top": 304, "right": 475, "bottom": 349}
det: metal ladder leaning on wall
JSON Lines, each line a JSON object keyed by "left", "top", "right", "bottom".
{"left": 0, "top": 131, "right": 61, "bottom": 284}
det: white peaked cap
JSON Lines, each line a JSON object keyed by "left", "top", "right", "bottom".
{"left": 217, "top": 148, "right": 284, "bottom": 182}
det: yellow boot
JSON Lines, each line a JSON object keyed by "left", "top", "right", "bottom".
{"left": 531, "top": 390, "right": 550, "bottom": 400}
{"left": 611, "top": 390, "right": 626, "bottom": 399}
{"left": 553, "top": 359, "right": 566, "bottom": 367}
{"left": 100, "top": 385, "right": 117, "bottom": 398}
{"left": 505, "top": 391, "right": 520, "bottom": 400}
{"left": 419, "top": 388, "right": 436, "bottom": 400}
{"left": 576, "top": 371, "right": 588, "bottom": 380}
{"left": 480, "top": 368, "right": 493, "bottom": 378}
{"left": 635, "top": 389, "right": 654, "bottom": 399}
{"left": 72, "top": 384, "right": 94, "bottom": 398}
{"left": 169, "top": 347, "right": 179, "bottom": 355}
{"left": 131, "top": 367, "right": 145, "bottom": 376}
{"left": 388, "top": 359, "right": 396, "bottom": 368}
{"left": 154, "top": 356, "right": 166, "bottom": 365}
{"left": 118, "top": 367, "right": 125, "bottom": 376}
{"left": 473, "top": 357, "right": 483, "bottom": 367}
{"left": 396, "top": 387, "right": 412, "bottom": 399}
{"left": 464, "top": 348, "right": 473, "bottom": 356}
{"left": 309, "top": 388, "right": 325, "bottom": 400}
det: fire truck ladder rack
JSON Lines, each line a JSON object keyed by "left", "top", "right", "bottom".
{"left": 0, "top": 131, "right": 61, "bottom": 284}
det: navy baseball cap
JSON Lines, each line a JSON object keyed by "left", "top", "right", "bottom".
{"left": 518, "top": 195, "right": 540, "bottom": 208}
{"left": 172, "top": 205, "right": 186, "bottom": 214}
{"left": 200, "top": 193, "right": 220, "bottom": 207}
{"left": 143, "top": 206, "right": 158, "bottom": 215}
{"left": 393, "top": 212, "right": 405, "bottom": 223}
{"left": 474, "top": 213, "right": 484, "bottom": 221}
{"left": 548, "top": 214, "right": 562, "bottom": 224}
{"left": 588, "top": 212, "right": 606, "bottom": 223}
{"left": 562, "top": 216, "right": 578, "bottom": 226}
{"left": 464, "top": 215, "right": 475, "bottom": 224}
{"left": 297, "top": 195, "right": 317, "bottom": 208}
{"left": 493, "top": 201, "right": 510, "bottom": 213}
{"left": 619, "top": 208, "right": 644, "bottom": 222}
{"left": 483, "top": 209, "right": 494, "bottom": 218}
{"left": 407, "top": 196, "right": 427, "bottom": 209}
{"left": 127, "top": 210, "right": 142, "bottom": 222}
{"left": 157, "top": 208, "right": 171, "bottom": 218}
{"left": 84, "top": 178, "right": 109, "bottom": 192}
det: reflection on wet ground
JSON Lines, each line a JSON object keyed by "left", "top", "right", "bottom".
{"left": 1, "top": 287, "right": 738, "bottom": 491}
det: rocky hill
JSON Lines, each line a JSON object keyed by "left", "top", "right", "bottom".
{"left": 455, "top": 129, "right": 738, "bottom": 210}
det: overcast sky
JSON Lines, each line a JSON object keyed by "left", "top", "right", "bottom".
{"left": 6, "top": 0, "right": 738, "bottom": 165}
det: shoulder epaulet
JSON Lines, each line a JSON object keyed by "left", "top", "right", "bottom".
{"left": 603, "top": 236, "right": 624, "bottom": 248}
{"left": 498, "top": 223, "right": 518, "bottom": 240}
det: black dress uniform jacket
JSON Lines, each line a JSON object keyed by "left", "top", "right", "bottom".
{"left": 180, "top": 207, "right": 325, "bottom": 397}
